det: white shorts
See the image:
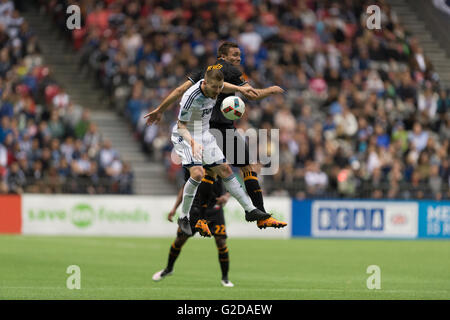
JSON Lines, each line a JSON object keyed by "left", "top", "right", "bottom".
{"left": 171, "top": 126, "right": 226, "bottom": 168}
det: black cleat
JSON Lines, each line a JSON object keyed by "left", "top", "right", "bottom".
{"left": 245, "top": 209, "right": 271, "bottom": 222}
{"left": 177, "top": 216, "right": 192, "bottom": 236}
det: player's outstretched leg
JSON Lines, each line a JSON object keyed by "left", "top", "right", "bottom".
{"left": 215, "top": 237, "right": 233, "bottom": 287}
{"left": 178, "top": 166, "right": 204, "bottom": 236}
{"left": 242, "top": 167, "right": 266, "bottom": 212}
{"left": 153, "top": 234, "right": 188, "bottom": 281}
{"left": 211, "top": 164, "right": 270, "bottom": 222}
{"left": 241, "top": 166, "right": 287, "bottom": 229}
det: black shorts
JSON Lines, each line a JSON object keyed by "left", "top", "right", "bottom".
{"left": 177, "top": 206, "right": 227, "bottom": 239}
{"left": 209, "top": 123, "right": 252, "bottom": 168}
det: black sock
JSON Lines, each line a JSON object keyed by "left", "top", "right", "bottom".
{"left": 197, "top": 175, "right": 215, "bottom": 219}
{"left": 166, "top": 242, "right": 182, "bottom": 272}
{"left": 218, "top": 245, "right": 229, "bottom": 279}
{"left": 243, "top": 171, "right": 266, "bottom": 212}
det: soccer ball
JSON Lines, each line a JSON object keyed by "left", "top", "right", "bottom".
{"left": 221, "top": 96, "right": 245, "bottom": 120}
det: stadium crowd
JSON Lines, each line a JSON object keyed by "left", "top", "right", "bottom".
{"left": 43, "top": 0, "right": 449, "bottom": 199}
{"left": 0, "top": 0, "right": 133, "bottom": 194}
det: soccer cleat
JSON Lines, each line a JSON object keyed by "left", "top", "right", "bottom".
{"left": 257, "top": 216, "right": 288, "bottom": 229}
{"left": 195, "top": 219, "right": 212, "bottom": 237}
{"left": 152, "top": 269, "right": 173, "bottom": 282}
{"left": 221, "top": 278, "right": 234, "bottom": 287}
{"left": 177, "top": 216, "right": 192, "bottom": 236}
{"left": 245, "top": 209, "right": 271, "bottom": 222}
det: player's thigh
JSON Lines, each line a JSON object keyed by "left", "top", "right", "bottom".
{"left": 202, "top": 130, "right": 226, "bottom": 167}
{"left": 172, "top": 133, "right": 199, "bottom": 167}
{"left": 188, "top": 165, "right": 205, "bottom": 181}
{"left": 209, "top": 163, "right": 233, "bottom": 178}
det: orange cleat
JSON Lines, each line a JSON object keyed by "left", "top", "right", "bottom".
{"left": 257, "top": 217, "right": 288, "bottom": 229}
{"left": 195, "top": 219, "right": 212, "bottom": 237}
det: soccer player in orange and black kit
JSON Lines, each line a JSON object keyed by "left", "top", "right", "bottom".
{"left": 152, "top": 168, "right": 235, "bottom": 287}
{"left": 145, "top": 41, "right": 287, "bottom": 233}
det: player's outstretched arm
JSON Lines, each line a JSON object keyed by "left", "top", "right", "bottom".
{"left": 245, "top": 85, "right": 285, "bottom": 100}
{"left": 144, "top": 80, "right": 193, "bottom": 125}
{"left": 222, "top": 82, "right": 259, "bottom": 99}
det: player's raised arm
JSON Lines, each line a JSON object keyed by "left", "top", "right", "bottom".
{"left": 144, "top": 80, "right": 193, "bottom": 125}
{"left": 222, "top": 82, "right": 259, "bottom": 99}
{"left": 242, "top": 84, "right": 285, "bottom": 100}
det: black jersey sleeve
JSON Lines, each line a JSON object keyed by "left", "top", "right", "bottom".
{"left": 228, "top": 67, "right": 248, "bottom": 86}
{"left": 218, "top": 60, "right": 248, "bottom": 86}
{"left": 187, "top": 68, "right": 203, "bottom": 84}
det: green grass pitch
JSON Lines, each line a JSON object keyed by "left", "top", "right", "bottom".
{"left": 0, "top": 235, "right": 449, "bottom": 299}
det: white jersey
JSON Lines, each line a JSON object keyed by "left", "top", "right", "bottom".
{"left": 171, "top": 80, "right": 225, "bottom": 166}
{"left": 175, "top": 79, "right": 216, "bottom": 135}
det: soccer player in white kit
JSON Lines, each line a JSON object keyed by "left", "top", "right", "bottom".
{"left": 172, "top": 68, "right": 270, "bottom": 235}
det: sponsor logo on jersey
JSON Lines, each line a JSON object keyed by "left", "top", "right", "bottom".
{"left": 201, "top": 108, "right": 213, "bottom": 117}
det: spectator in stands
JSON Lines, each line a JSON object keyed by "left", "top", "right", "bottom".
{"left": 418, "top": 84, "right": 439, "bottom": 120}
{"left": 74, "top": 109, "right": 91, "bottom": 139}
{"left": 408, "top": 122, "right": 429, "bottom": 152}
{"left": 6, "top": 161, "right": 25, "bottom": 193}
{"left": 334, "top": 106, "right": 358, "bottom": 138}
{"left": 52, "top": 86, "right": 70, "bottom": 110}
{"left": 304, "top": 161, "right": 328, "bottom": 196}
{"left": 428, "top": 164, "right": 443, "bottom": 200}
{"left": 99, "top": 138, "right": 118, "bottom": 174}
{"left": 48, "top": 110, "right": 65, "bottom": 139}
{"left": 118, "top": 161, "right": 133, "bottom": 194}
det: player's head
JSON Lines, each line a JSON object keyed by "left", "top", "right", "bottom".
{"left": 203, "top": 69, "right": 224, "bottom": 99}
{"left": 217, "top": 41, "right": 241, "bottom": 66}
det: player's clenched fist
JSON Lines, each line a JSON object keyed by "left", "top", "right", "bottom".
{"left": 167, "top": 209, "right": 176, "bottom": 222}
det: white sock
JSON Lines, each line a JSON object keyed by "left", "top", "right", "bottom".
{"left": 222, "top": 174, "right": 256, "bottom": 213}
{"left": 180, "top": 177, "right": 201, "bottom": 219}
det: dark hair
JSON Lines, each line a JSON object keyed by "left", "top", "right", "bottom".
{"left": 217, "top": 41, "right": 239, "bottom": 58}
{"left": 205, "top": 68, "right": 224, "bottom": 82}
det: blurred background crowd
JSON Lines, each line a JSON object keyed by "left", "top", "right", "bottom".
{"left": 0, "top": 0, "right": 133, "bottom": 194}
{"left": 34, "top": 0, "right": 450, "bottom": 199}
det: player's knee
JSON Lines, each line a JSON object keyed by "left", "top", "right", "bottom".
{"left": 190, "top": 166, "right": 204, "bottom": 182}
{"left": 215, "top": 237, "right": 226, "bottom": 249}
{"left": 217, "top": 164, "right": 233, "bottom": 178}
